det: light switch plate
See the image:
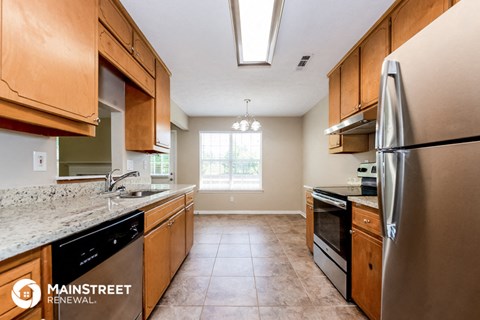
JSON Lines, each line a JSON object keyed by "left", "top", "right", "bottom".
{"left": 127, "top": 160, "right": 134, "bottom": 171}
{"left": 33, "top": 151, "right": 47, "bottom": 171}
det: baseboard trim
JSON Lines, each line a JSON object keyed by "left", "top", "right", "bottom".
{"left": 195, "top": 210, "right": 304, "bottom": 217}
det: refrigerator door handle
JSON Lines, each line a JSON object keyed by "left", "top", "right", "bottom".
{"left": 376, "top": 60, "right": 406, "bottom": 150}
{"left": 379, "top": 150, "right": 406, "bottom": 241}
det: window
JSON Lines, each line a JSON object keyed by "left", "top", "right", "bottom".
{"left": 151, "top": 154, "right": 170, "bottom": 176}
{"left": 200, "top": 132, "right": 262, "bottom": 190}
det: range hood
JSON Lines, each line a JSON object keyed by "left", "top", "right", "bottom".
{"left": 324, "top": 106, "right": 377, "bottom": 135}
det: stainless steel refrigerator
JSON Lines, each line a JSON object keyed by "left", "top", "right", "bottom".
{"left": 376, "top": 0, "right": 480, "bottom": 319}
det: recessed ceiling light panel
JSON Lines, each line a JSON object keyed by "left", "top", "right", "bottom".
{"left": 230, "top": 0, "right": 285, "bottom": 66}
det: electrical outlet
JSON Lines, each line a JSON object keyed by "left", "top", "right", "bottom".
{"left": 230, "top": 196, "right": 234, "bottom": 202}
{"left": 143, "top": 159, "right": 148, "bottom": 170}
{"left": 127, "top": 160, "right": 134, "bottom": 171}
{"left": 33, "top": 151, "right": 47, "bottom": 171}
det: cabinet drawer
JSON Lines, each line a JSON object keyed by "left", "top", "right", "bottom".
{"left": 185, "top": 191, "right": 194, "bottom": 206}
{"left": 98, "top": 23, "right": 155, "bottom": 97}
{"left": 145, "top": 195, "right": 185, "bottom": 233}
{"left": 0, "top": 258, "right": 41, "bottom": 320}
{"left": 306, "top": 192, "right": 313, "bottom": 206}
{"left": 352, "top": 204, "right": 381, "bottom": 237}
{"left": 99, "top": 0, "right": 133, "bottom": 50}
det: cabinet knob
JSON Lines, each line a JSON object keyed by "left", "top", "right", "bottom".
{"left": 349, "top": 230, "right": 355, "bottom": 234}
{"left": 94, "top": 118, "right": 101, "bottom": 124}
{"left": 363, "top": 219, "right": 371, "bottom": 224}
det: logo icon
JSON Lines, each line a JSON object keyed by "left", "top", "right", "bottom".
{"left": 11, "top": 279, "right": 41, "bottom": 309}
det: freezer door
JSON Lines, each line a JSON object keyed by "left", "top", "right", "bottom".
{"left": 377, "top": 0, "right": 480, "bottom": 150}
{"left": 380, "top": 141, "right": 480, "bottom": 320}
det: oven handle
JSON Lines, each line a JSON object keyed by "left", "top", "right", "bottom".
{"left": 312, "top": 192, "right": 347, "bottom": 210}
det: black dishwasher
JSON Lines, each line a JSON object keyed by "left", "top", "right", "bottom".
{"left": 52, "top": 210, "right": 144, "bottom": 320}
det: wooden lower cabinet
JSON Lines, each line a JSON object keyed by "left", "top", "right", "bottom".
{"left": 169, "top": 209, "right": 186, "bottom": 278}
{"left": 0, "top": 247, "right": 52, "bottom": 320}
{"left": 144, "top": 220, "right": 171, "bottom": 319}
{"left": 185, "top": 204, "right": 194, "bottom": 254}
{"left": 305, "top": 191, "right": 314, "bottom": 253}
{"left": 351, "top": 203, "right": 383, "bottom": 320}
{"left": 143, "top": 193, "right": 194, "bottom": 319}
{"left": 351, "top": 228, "right": 382, "bottom": 320}
{"left": 306, "top": 204, "right": 314, "bottom": 253}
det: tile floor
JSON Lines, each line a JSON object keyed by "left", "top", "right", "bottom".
{"left": 149, "top": 214, "right": 367, "bottom": 320}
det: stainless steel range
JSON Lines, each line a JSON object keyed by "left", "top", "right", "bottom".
{"left": 312, "top": 162, "right": 377, "bottom": 300}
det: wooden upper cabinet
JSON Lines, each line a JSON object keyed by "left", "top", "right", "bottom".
{"left": 340, "top": 48, "right": 360, "bottom": 120}
{"left": 391, "top": 0, "right": 448, "bottom": 51}
{"left": 360, "top": 19, "right": 390, "bottom": 109}
{"left": 99, "top": 0, "right": 133, "bottom": 51}
{"left": 98, "top": 24, "right": 155, "bottom": 97}
{"left": 0, "top": 0, "right": 98, "bottom": 129}
{"left": 99, "top": 0, "right": 157, "bottom": 78}
{"left": 328, "top": 68, "right": 341, "bottom": 149}
{"left": 133, "top": 32, "right": 156, "bottom": 77}
{"left": 155, "top": 61, "right": 171, "bottom": 150}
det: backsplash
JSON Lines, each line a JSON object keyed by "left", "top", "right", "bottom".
{"left": 0, "top": 176, "right": 150, "bottom": 209}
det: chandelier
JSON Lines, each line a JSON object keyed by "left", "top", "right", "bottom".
{"left": 232, "top": 99, "right": 261, "bottom": 131}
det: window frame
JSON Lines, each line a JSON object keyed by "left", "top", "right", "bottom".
{"left": 198, "top": 131, "right": 263, "bottom": 192}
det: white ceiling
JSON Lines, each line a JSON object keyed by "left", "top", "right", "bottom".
{"left": 120, "top": 0, "right": 395, "bottom": 117}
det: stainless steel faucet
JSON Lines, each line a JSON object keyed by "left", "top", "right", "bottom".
{"left": 105, "top": 169, "right": 140, "bottom": 192}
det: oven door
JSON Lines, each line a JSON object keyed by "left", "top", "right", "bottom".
{"left": 312, "top": 192, "right": 350, "bottom": 262}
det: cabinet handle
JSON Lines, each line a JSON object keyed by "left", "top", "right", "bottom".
{"left": 357, "top": 104, "right": 361, "bottom": 110}
{"left": 363, "top": 218, "right": 371, "bottom": 224}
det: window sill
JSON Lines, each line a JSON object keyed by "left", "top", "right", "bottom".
{"left": 151, "top": 174, "right": 170, "bottom": 178}
{"left": 198, "top": 189, "right": 264, "bottom": 193}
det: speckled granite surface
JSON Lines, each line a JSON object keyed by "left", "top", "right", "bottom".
{"left": 0, "top": 184, "right": 195, "bottom": 261}
{"left": 348, "top": 196, "right": 379, "bottom": 209}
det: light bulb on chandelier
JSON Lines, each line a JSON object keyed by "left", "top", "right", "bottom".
{"left": 232, "top": 99, "right": 262, "bottom": 132}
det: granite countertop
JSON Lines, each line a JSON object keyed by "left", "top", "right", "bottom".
{"left": 348, "top": 196, "right": 379, "bottom": 209}
{"left": 0, "top": 184, "right": 195, "bottom": 261}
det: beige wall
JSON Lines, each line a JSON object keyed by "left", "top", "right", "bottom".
{"left": 177, "top": 117, "right": 303, "bottom": 212}
{"left": 302, "top": 96, "right": 376, "bottom": 199}
{"left": 0, "top": 129, "right": 57, "bottom": 188}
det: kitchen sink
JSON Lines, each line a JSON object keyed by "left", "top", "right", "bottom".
{"left": 119, "top": 190, "right": 167, "bottom": 198}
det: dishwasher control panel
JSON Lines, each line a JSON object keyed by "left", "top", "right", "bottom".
{"left": 52, "top": 210, "right": 144, "bottom": 286}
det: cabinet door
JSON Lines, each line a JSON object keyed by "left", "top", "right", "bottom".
{"left": 328, "top": 68, "right": 341, "bottom": 149}
{"left": 351, "top": 228, "right": 382, "bottom": 320}
{"left": 155, "top": 61, "right": 171, "bottom": 150}
{"left": 185, "top": 204, "right": 194, "bottom": 254}
{"left": 306, "top": 204, "right": 314, "bottom": 253}
{"left": 144, "top": 221, "right": 170, "bottom": 319}
{"left": 391, "top": 0, "right": 447, "bottom": 51}
{"left": 15, "top": 308, "right": 42, "bottom": 320}
{"left": 133, "top": 32, "right": 156, "bottom": 77}
{"left": 0, "top": 0, "right": 97, "bottom": 124}
{"left": 169, "top": 209, "right": 186, "bottom": 278}
{"left": 99, "top": 24, "right": 155, "bottom": 97}
{"left": 99, "top": 0, "right": 133, "bottom": 51}
{"left": 0, "top": 257, "right": 41, "bottom": 320}
{"left": 361, "top": 19, "right": 390, "bottom": 108}
{"left": 340, "top": 48, "right": 360, "bottom": 120}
